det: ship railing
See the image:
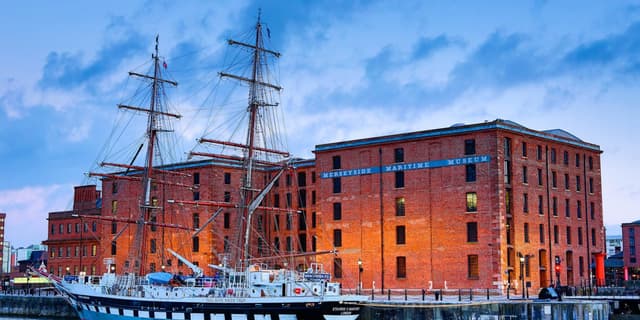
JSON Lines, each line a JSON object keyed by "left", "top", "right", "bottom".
{"left": 346, "top": 287, "right": 509, "bottom": 302}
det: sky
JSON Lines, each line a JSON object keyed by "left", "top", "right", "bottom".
{"left": 1, "top": 0, "right": 640, "bottom": 248}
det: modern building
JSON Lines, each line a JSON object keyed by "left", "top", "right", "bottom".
{"left": 622, "top": 220, "right": 640, "bottom": 280}
{"left": 314, "top": 119, "right": 605, "bottom": 293}
{"left": 43, "top": 185, "right": 102, "bottom": 277}
{"left": 606, "top": 235, "right": 623, "bottom": 258}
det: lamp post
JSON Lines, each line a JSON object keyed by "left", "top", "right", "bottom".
{"left": 519, "top": 253, "right": 525, "bottom": 299}
{"left": 357, "top": 258, "right": 363, "bottom": 295}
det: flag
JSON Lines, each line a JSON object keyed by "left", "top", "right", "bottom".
{"left": 163, "top": 61, "right": 167, "bottom": 69}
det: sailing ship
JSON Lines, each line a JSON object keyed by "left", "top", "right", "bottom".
{"left": 40, "top": 14, "right": 367, "bottom": 320}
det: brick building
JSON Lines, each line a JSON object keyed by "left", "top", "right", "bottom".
{"left": 44, "top": 185, "right": 102, "bottom": 276}
{"left": 0, "top": 213, "right": 5, "bottom": 274}
{"left": 314, "top": 119, "right": 604, "bottom": 292}
{"left": 622, "top": 219, "right": 640, "bottom": 280}
{"left": 45, "top": 119, "right": 606, "bottom": 293}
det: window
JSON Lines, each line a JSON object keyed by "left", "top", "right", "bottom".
{"left": 522, "top": 142, "right": 527, "bottom": 157}
{"left": 111, "top": 241, "right": 117, "bottom": 255}
{"left": 395, "top": 171, "right": 405, "bottom": 188}
{"left": 566, "top": 226, "right": 572, "bottom": 245}
{"left": 193, "top": 213, "right": 200, "bottom": 228}
{"left": 504, "top": 137, "right": 512, "bottom": 156}
{"left": 298, "top": 212, "right": 307, "bottom": 230}
{"left": 578, "top": 227, "right": 583, "bottom": 245}
{"left": 551, "top": 148, "right": 557, "bottom": 164}
{"left": 577, "top": 200, "right": 582, "bottom": 219}
{"left": 298, "top": 189, "right": 307, "bottom": 208}
{"left": 466, "top": 192, "right": 477, "bottom": 212}
{"left": 554, "top": 225, "right": 559, "bottom": 244}
{"left": 274, "top": 194, "right": 280, "bottom": 208}
{"left": 332, "top": 177, "right": 341, "bottom": 193}
{"left": 575, "top": 153, "right": 580, "bottom": 167}
{"left": 311, "top": 190, "right": 316, "bottom": 205}
{"left": 308, "top": 212, "right": 315, "bottom": 229}
{"left": 286, "top": 236, "right": 292, "bottom": 252}
{"left": 524, "top": 223, "right": 529, "bottom": 243}
{"left": 224, "top": 172, "right": 231, "bottom": 184}
{"left": 538, "top": 195, "right": 544, "bottom": 215}
{"left": 465, "top": 139, "right": 476, "bottom": 155}
{"left": 523, "top": 193, "right": 529, "bottom": 213}
{"left": 504, "top": 160, "right": 512, "bottom": 184}
{"left": 92, "top": 244, "right": 97, "bottom": 256}
{"left": 563, "top": 151, "right": 569, "bottom": 165}
{"left": 590, "top": 202, "right": 595, "bottom": 220}
{"left": 334, "top": 258, "right": 343, "bottom": 278}
{"left": 224, "top": 212, "right": 230, "bottom": 229}
{"left": 589, "top": 178, "right": 594, "bottom": 193}
{"left": 193, "top": 172, "right": 200, "bottom": 185}
{"left": 312, "top": 171, "right": 316, "bottom": 183}
{"left": 539, "top": 224, "right": 545, "bottom": 243}
{"left": 579, "top": 256, "right": 585, "bottom": 277}
{"left": 591, "top": 228, "right": 596, "bottom": 246}
{"left": 332, "top": 156, "right": 341, "bottom": 169}
{"left": 333, "top": 229, "right": 342, "bottom": 247}
{"left": 193, "top": 191, "right": 200, "bottom": 201}
{"left": 111, "top": 200, "right": 118, "bottom": 214}
{"left": 333, "top": 203, "right": 342, "bottom": 220}
{"left": 537, "top": 168, "right": 543, "bottom": 186}
{"left": 564, "top": 174, "right": 570, "bottom": 190}
{"left": 150, "top": 239, "right": 157, "bottom": 254}
{"left": 466, "top": 164, "right": 476, "bottom": 182}
{"left": 576, "top": 176, "right": 581, "bottom": 192}
{"left": 397, "top": 256, "right": 407, "bottom": 278}
{"left": 192, "top": 237, "right": 199, "bottom": 252}
{"left": 224, "top": 191, "right": 231, "bottom": 202}
{"left": 92, "top": 222, "right": 97, "bottom": 232}
{"left": 537, "top": 145, "right": 542, "bottom": 160}
{"left": 396, "top": 197, "right": 405, "bottom": 216}
{"left": 564, "top": 198, "right": 571, "bottom": 217}
{"left": 112, "top": 182, "right": 119, "bottom": 194}
{"left": 111, "top": 222, "right": 117, "bottom": 234}
{"left": 468, "top": 255, "right": 479, "bottom": 279}
{"left": 396, "top": 226, "right": 406, "bottom": 245}
{"left": 467, "top": 222, "right": 478, "bottom": 242}
{"left": 273, "top": 237, "right": 280, "bottom": 252}
{"left": 298, "top": 172, "right": 306, "bottom": 187}
{"left": 286, "top": 174, "right": 292, "bottom": 186}
{"left": 552, "top": 171, "right": 557, "bottom": 188}
{"left": 150, "top": 214, "right": 157, "bottom": 232}
{"left": 286, "top": 214, "right": 292, "bottom": 230}
{"left": 51, "top": 224, "right": 55, "bottom": 235}
{"left": 552, "top": 197, "right": 558, "bottom": 216}
{"left": 522, "top": 166, "right": 528, "bottom": 184}
{"left": 394, "top": 148, "right": 404, "bottom": 162}
{"left": 588, "top": 156, "right": 593, "bottom": 170}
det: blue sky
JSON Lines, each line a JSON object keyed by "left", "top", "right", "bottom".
{"left": 1, "top": 1, "right": 639, "bottom": 248}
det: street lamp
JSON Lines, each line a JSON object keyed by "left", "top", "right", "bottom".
{"left": 357, "top": 258, "right": 363, "bottom": 295}
{"left": 519, "top": 253, "right": 525, "bottom": 299}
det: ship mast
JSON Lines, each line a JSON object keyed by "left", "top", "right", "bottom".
{"left": 119, "top": 36, "right": 179, "bottom": 275}
{"left": 221, "top": 14, "right": 282, "bottom": 265}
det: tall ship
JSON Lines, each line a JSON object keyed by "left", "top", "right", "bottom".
{"left": 41, "top": 14, "right": 367, "bottom": 320}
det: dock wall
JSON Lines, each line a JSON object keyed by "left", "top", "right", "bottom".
{"left": 0, "top": 294, "right": 77, "bottom": 318}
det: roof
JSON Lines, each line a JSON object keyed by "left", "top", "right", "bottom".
{"left": 315, "top": 119, "right": 600, "bottom": 153}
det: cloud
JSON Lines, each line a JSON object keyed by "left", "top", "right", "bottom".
{"left": 561, "top": 21, "right": 640, "bottom": 73}
{"left": 38, "top": 33, "right": 147, "bottom": 91}
{"left": 0, "top": 184, "right": 72, "bottom": 248}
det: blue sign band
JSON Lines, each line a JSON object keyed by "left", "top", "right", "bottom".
{"left": 320, "top": 155, "right": 490, "bottom": 179}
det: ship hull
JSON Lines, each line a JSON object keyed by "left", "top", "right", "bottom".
{"left": 64, "top": 289, "right": 362, "bottom": 320}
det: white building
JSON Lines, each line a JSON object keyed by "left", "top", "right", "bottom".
{"left": 606, "top": 235, "right": 622, "bottom": 258}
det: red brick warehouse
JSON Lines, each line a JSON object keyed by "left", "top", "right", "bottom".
{"left": 313, "top": 119, "right": 604, "bottom": 293}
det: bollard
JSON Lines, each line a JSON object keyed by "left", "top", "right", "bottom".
{"left": 486, "top": 288, "right": 490, "bottom": 300}
{"left": 469, "top": 288, "right": 473, "bottom": 301}
{"left": 387, "top": 289, "right": 391, "bottom": 301}
{"left": 404, "top": 289, "right": 407, "bottom": 301}
{"left": 458, "top": 288, "right": 462, "bottom": 301}
{"left": 422, "top": 288, "right": 425, "bottom": 301}
{"left": 371, "top": 289, "right": 374, "bottom": 300}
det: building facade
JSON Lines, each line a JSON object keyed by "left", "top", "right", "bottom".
{"left": 314, "top": 119, "right": 605, "bottom": 292}
{"left": 606, "top": 235, "right": 623, "bottom": 258}
{"left": 44, "top": 119, "right": 606, "bottom": 293}
{"left": 622, "top": 220, "right": 640, "bottom": 280}
{"left": 44, "top": 185, "right": 102, "bottom": 277}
